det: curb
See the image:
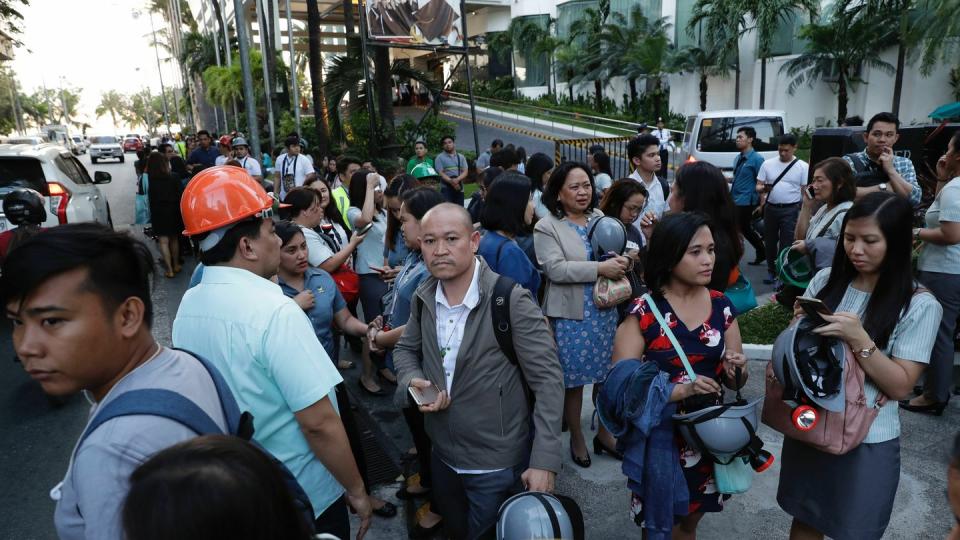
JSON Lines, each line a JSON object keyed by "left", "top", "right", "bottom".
{"left": 440, "top": 108, "right": 558, "bottom": 142}
{"left": 743, "top": 343, "right": 773, "bottom": 361}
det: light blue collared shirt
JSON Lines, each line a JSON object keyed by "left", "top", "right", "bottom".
{"left": 172, "top": 265, "right": 345, "bottom": 515}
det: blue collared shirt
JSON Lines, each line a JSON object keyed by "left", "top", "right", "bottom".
{"left": 172, "top": 265, "right": 345, "bottom": 515}
{"left": 278, "top": 268, "right": 346, "bottom": 359}
{"left": 731, "top": 150, "right": 764, "bottom": 206}
{"left": 843, "top": 150, "right": 921, "bottom": 205}
{"left": 187, "top": 145, "right": 220, "bottom": 167}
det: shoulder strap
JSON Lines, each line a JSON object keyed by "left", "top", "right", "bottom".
{"left": 641, "top": 293, "right": 696, "bottom": 381}
{"left": 658, "top": 177, "right": 669, "bottom": 201}
{"left": 768, "top": 158, "right": 799, "bottom": 192}
{"left": 77, "top": 389, "right": 223, "bottom": 449}
{"left": 814, "top": 207, "right": 845, "bottom": 239}
{"left": 491, "top": 275, "right": 519, "bottom": 366}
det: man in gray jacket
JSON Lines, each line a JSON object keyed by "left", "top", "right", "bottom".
{"left": 393, "top": 203, "right": 564, "bottom": 540}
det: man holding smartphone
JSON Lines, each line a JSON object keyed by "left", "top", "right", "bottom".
{"left": 392, "top": 204, "right": 564, "bottom": 540}
{"left": 843, "top": 112, "right": 921, "bottom": 206}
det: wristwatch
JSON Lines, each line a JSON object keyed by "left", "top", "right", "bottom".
{"left": 856, "top": 343, "right": 878, "bottom": 359}
{"left": 878, "top": 183, "right": 888, "bottom": 192}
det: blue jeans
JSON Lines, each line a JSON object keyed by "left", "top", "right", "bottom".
{"left": 441, "top": 181, "right": 465, "bottom": 206}
{"left": 431, "top": 455, "right": 522, "bottom": 540}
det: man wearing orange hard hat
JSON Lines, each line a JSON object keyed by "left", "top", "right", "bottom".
{"left": 172, "top": 165, "right": 373, "bottom": 540}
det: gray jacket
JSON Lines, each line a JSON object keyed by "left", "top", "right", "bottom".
{"left": 534, "top": 209, "right": 605, "bottom": 320}
{"left": 393, "top": 258, "right": 564, "bottom": 473}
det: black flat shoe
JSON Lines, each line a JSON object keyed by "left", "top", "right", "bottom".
{"left": 593, "top": 435, "right": 624, "bottom": 461}
{"left": 899, "top": 399, "right": 949, "bottom": 416}
{"left": 409, "top": 518, "right": 443, "bottom": 539}
{"left": 372, "top": 501, "right": 398, "bottom": 518}
{"left": 396, "top": 485, "right": 430, "bottom": 500}
{"left": 570, "top": 443, "right": 591, "bottom": 468}
{"left": 358, "top": 379, "right": 386, "bottom": 396}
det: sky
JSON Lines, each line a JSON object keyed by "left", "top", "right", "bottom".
{"left": 9, "top": 0, "right": 182, "bottom": 134}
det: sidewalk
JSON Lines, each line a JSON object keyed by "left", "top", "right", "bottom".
{"left": 345, "top": 358, "right": 957, "bottom": 539}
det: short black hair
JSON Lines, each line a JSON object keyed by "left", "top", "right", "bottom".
{"left": 481, "top": 166, "right": 504, "bottom": 189}
{"left": 481, "top": 172, "right": 532, "bottom": 236}
{"left": 158, "top": 143, "right": 174, "bottom": 153}
{"left": 737, "top": 126, "right": 757, "bottom": 140}
{"left": 274, "top": 220, "right": 304, "bottom": 247}
{"left": 866, "top": 112, "right": 900, "bottom": 133}
{"left": 441, "top": 135, "right": 455, "bottom": 143}
{"left": 336, "top": 155, "right": 361, "bottom": 175}
{"left": 197, "top": 130, "right": 211, "bottom": 138}
{"left": 778, "top": 134, "right": 798, "bottom": 146}
{"left": 628, "top": 134, "right": 661, "bottom": 160}
{"left": 401, "top": 186, "right": 445, "bottom": 221}
{"left": 524, "top": 153, "right": 554, "bottom": 192}
{"left": 0, "top": 223, "right": 156, "bottom": 327}
{"left": 588, "top": 144, "right": 605, "bottom": 156}
{"left": 643, "top": 212, "right": 714, "bottom": 297}
{"left": 542, "top": 161, "right": 596, "bottom": 218}
{"left": 198, "top": 218, "right": 265, "bottom": 266}
{"left": 284, "top": 135, "right": 300, "bottom": 148}
{"left": 414, "top": 141, "right": 427, "bottom": 149}
{"left": 490, "top": 147, "right": 519, "bottom": 169}
{"left": 490, "top": 139, "right": 503, "bottom": 149}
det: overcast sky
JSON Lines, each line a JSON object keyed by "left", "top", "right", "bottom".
{"left": 10, "top": 0, "right": 181, "bottom": 133}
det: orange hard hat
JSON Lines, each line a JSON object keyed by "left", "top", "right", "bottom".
{"left": 181, "top": 166, "right": 273, "bottom": 237}
{"left": 218, "top": 135, "right": 232, "bottom": 147}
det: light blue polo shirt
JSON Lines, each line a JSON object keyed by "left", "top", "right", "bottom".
{"left": 278, "top": 267, "right": 346, "bottom": 358}
{"left": 172, "top": 265, "right": 344, "bottom": 515}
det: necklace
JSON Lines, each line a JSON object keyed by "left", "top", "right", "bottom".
{"left": 438, "top": 306, "right": 469, "bottom": 361}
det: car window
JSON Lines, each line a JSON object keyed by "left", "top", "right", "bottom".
{"left": 124, "top": 138, "right": 139, "bottom": 144}
{"left": 0, "top": 157, "right": 48, "bottom": 194}
{"left": 697, "top": 116, "right": 785, "bottom": 153}
{"left": 68, "top": 156, "right": 93, "bottom": 184}
{"left": 54, "top": 155, "right": 89, "bottom": 185}
{"left": 92, "top": 136, "right": 115, "bottom": 144}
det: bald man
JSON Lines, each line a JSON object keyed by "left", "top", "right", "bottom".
{"left": 392, "top": 204, "right": 564, "bottom": 540}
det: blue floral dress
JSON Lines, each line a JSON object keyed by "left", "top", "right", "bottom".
{"left": 551, "top": 222, "right": 617, "bottom": 388}
{"left": 628, "top": 291, "right": 737, "bottom": 523}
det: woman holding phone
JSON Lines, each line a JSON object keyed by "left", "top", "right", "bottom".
{"left": 791, "top": 157, "right": 857, "bottom": 272}
{"left": 348, "top": 169, "right": 394, "bottom": 395}
{"left": 612, "top": 211, "right": 747, "bottom": 538}
{"left": 273, "top": 220, "right": 398, "bottom": 521}
{"left": 778, "top": 192, "right": 941, "bottom": 540}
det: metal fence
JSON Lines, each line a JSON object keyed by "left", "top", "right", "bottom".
{"left": 555, "top": 135, "right": 685, "bottom": 181}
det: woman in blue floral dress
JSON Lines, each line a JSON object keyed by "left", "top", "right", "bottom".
{"left": 612, "top": 212, "right": 748, "bottom": 538}
{"left": 534, "top": 162, "right": 632, "bottom": 468}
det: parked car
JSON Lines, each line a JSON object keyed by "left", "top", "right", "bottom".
{"left": 89, "top": 135, "right": 124, "bottom": 163}
{"left": 678, "top": 110, "right": 787, "bottom": 179}
{"left": 122, "top": 137, "right": 144, "bottom": 153}
{"left": 6, "top": 136, "right": 48, "bottom": 146}
{"left": 71, "top": 135, "right": 87, "bottom": 154}
{"left": 0, "top": 143, "right": 112, "bottom": 233}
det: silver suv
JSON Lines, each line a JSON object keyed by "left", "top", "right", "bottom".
{"left": 89, "top": 135, "right": 124, "bottom": 163}
{"left": 0, "top": 143, "right": 113, "bottom": 232}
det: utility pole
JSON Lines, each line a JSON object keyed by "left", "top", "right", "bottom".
{"left": 9, "top": 77, "right": 22, "bottom": 134}
{"left": 286, "top": 0, "right": 301, "bottom": 134}
{"left": 256, "top": 0, "right": 276, "bottom": 149}
{"left": 234, "top": 0, "right": 261, "bottom": 158}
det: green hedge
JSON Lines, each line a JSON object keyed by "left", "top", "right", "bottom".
{"left": 739, "top": 302, "right": 793, "bottom": 345}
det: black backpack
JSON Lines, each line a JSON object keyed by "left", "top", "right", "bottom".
{"left": 75, "top": 350, "right": 317, "bottom": 532}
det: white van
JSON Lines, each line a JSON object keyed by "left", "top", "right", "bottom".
{"left": 678, "top": 110, "right": 787, "bottom": 179}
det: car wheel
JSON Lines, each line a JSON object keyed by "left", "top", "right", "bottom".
{"left": 119, "top": 156, "right": 125, "bottom": 163}
{"left": 91, "top": 157, "right": 97, "bottom": 164}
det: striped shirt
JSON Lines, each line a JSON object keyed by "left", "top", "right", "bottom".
{"left": 918, "top": 177, "right": 960, "bottom": 274}
{"left": 805, "top": 268, "right": 941, "bottom": 443}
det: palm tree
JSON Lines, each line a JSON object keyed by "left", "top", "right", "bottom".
{"left": 306, "top": 0, "right": 330, "bottom": 156}
{"left": 488, "top": 17, "right": 552, "bottom": 96}
{"left": 570, "top": 0, "right": 611, "bottom": 111}
{"left": 601, "top": 6, "right": 648, "bottom": 107}
{"left": 689, "top": 0, "right": 749, "bottom": 107}
{"left": 671, "top": 45, "right": 731, "bottom": 111}
{"left": 780, "top": 1, "right": 895, "bottom": 124}
{"left": 553, "top": 42, "right": 581, "bottom": 103}
{"left": 748, "top": 0, "right": 819, "bottom": 108}
{"left": 95, "top": 90, "right": 126, "bottom": 127}
{"left": 603, "top": 7, "right": 674, "bottom": 117}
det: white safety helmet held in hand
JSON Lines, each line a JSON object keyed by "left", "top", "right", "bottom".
{"left": 586, "top": 215, "right": 627, "bottom": 260}
{"left": 771, "top": 319, "right": 846, "bottom": 413}
{"left": 497, "top": 492, "right": 580, "bottom": 540}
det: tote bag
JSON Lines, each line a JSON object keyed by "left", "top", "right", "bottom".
{"left": 135, "top": 173, "right": 151, "bottom": 225}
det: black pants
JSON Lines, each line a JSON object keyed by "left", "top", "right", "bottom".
{"left": 763, "top": 202, "right": 800, "bottom": 276}
{"left": 314, "top": 495, "right": 350, "bottom": 540}
{"left": 735, "top": 204, "right": 765, "bottom": 262}
{"left": 658, "top": 148, "right": 669, "bottom": 179}
{"left": 441, "top": 181, "right": 465, "bottom": 206}
{"left": 335, "top": 383, "right": 372, "bottom": 493}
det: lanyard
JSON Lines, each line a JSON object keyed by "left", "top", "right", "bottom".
{"left": 282, "top": 154, "right": 298, "bottom": 178}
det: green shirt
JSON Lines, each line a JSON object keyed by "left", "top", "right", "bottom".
{"left": 406, "top": 156, "right": 434, "bottom": 174}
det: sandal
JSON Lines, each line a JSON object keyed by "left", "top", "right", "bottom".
{"left": 371, "top": 500, "right": 397, "bottom": 518}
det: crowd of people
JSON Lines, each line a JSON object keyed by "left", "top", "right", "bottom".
{"left": 2, "top": 110, "right": 959, "bottom": 540}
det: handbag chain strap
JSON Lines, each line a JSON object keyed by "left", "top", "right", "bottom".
{"left": 641, "top": 293, "right": 697, "bottom": 381}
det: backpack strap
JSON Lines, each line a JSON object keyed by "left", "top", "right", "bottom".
{"left": 491, "top": 275, "right": 519, "bottom": 366}
{"left": 658, "top": 177, "right": 670, "bottom": 204}
{"left": 172, "top": 348, "right": 253, "bottom": 439}
{"left": 77, "top": 389, "right": 223, "bottom": 449}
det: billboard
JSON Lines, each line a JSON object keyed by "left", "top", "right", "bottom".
{"left": 365, "top": 0, "right": 463, "bottom": 47}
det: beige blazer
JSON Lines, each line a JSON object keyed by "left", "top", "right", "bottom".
{"left": 534, "top": 209, "right": 604, "bottom": 320}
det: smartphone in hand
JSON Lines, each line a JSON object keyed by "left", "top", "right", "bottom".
{"left": 796, "top": 296, "right": 832, "bottom": 326}
{"left": 408, "top": 384, "right": 440, "bottom": 406}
